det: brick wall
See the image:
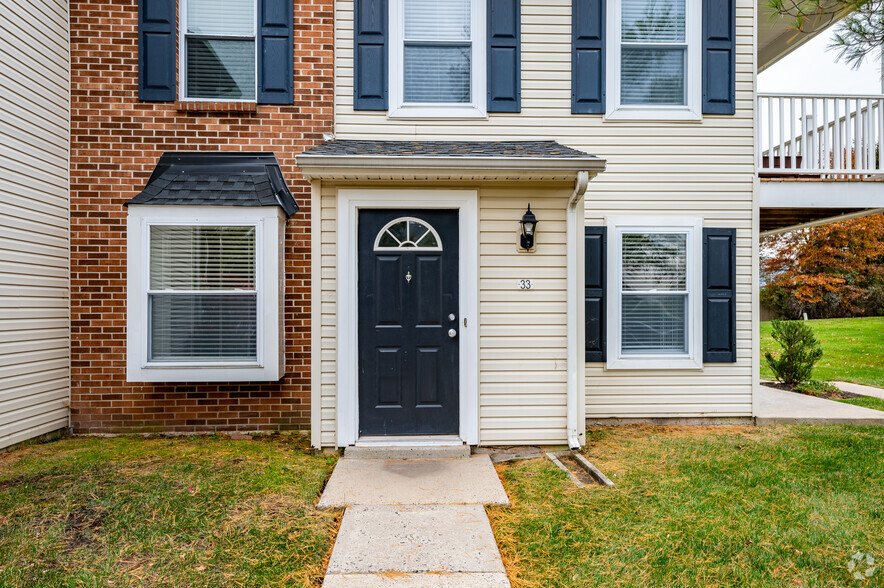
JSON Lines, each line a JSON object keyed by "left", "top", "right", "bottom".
{"left": 70, "top": 0, "right": 333, "bottom": 433}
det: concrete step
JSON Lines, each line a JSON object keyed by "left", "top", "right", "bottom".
{"left": 344, "top": 444, "right": 470, "bottom": 460}
{"left": 317, "top": 455, "right": 509, "bottom": 508}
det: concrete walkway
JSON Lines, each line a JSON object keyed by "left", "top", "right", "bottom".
{"left": 318, "top": 455, "right": 511, "bottom": 587}
{"left": 756, "top": 385, "right": 884, "bottom": 425}
{"left": 832, "top": 381, "right": 884, "bottom": 401}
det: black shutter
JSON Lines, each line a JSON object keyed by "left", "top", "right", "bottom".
{"left": 702, "top": 0, "right": 736, "bottom": 114}
{"left": 572, "top": 0, "right": 604, "bottom": 114}
{"left": 138, "top": 0, "right": 176, "bottom": 102}
{"left": 354, "top": 0, "right": 388, "bottom": 110}
{"left": 487, "top": 0, "right": 521, "bottom": 113}
{"left": 703, "top": 228, "right": 737, "bottom": 362}
{"left": 258, "top": 0, "right": 294, "bottom": 104}
{"left": 585, "top": 226, "right": 606, "bottom": 361}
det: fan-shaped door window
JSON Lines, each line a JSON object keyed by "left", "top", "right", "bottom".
{"left": 373, "top": 217, "right": 443, "bottom": 251}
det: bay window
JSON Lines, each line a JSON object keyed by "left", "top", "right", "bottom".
{"left": 607, "top": 218, "right": 703, "bottom": 369}
{"left": 127, "top": 207, "right": 284, "bottom": 382}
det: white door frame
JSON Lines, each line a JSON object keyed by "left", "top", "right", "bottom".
{"left": 336, "top": 188, "right": 480, "bottom": 447}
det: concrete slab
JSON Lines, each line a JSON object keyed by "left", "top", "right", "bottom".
{"left": 326, "top": 505, "right": 507, "bottom": 575}
{"left": 832, "top": 381, "right": 884, "bottom": 401}
{"left": 323, "top": 572, "right": 511, "bottom": 587}
{"left": 756, "top": 385, "right": 884, "bottom": 425}
{"left": 345, "top": 445, "right": 470, "bottom": 460}
{"left": 317, "top": 455, "right": 509, "bottom": 508}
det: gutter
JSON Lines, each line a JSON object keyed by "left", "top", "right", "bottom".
{"left": 566, "top": 171, "right": 591, "bottom": 449}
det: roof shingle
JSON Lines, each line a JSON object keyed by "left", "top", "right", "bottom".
{"left": 126, "top": 152, "right": 299, "bottom": 216}
{"left": 299, "top": 140, "right": 598, "bottom": 160}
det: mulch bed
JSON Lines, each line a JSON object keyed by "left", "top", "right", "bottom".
{"left": 764, "top": 382, "right": 863, "bottom": 400}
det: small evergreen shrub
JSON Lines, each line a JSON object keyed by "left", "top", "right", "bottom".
{"left": 764, "top": 320, "right": 824, "bottom": 386}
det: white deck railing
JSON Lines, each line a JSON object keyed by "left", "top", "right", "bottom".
{"left": 757, "top": 93, "right": 884, "bottom": 177}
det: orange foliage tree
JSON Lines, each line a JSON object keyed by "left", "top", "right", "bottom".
{"left": 761, "top": 213, "right": 884, "bottom": 319}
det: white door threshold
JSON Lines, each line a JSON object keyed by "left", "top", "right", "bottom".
{"left": 355, "top": 435, "right": 464, "bottom": 447}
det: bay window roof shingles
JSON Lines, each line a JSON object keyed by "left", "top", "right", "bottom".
{"left": 125, "top": 152, "right": 299, "bottom": 216}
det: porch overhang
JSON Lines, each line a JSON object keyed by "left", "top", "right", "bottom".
{"left": 296, "top": 140, "right": 607, "bottom": 182}
{"left": 760, "top": 179, "right": 884, "bottom": 233}
{"left": 757, "top": 0, "right": 840, "bottom": 71}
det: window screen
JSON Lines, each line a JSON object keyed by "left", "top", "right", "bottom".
{"left": 620, "top": 0, "right": 687, "bottom": 105}
{"left": 185, "top": 0, "right": 256, "bottom": 100}
{"left": 403, "top": 0, "right": 472, "bottom": 103}
{"left": 148, "top": 225, "right": 258, "bottom": 362}
{"left": 620, "top": 232, "right": 689, "bottom": 354}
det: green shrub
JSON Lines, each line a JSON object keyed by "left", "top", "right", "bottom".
{"left": 764, "top": 320, "right": 824, "bottom": 386}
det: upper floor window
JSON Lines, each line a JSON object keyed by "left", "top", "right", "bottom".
{"left": 606, "top": 0, "right": 701, "bottom": 120}
{"left": 389, "top": 0, "right": 486, "bottom": 118}
{"left": 182, "top": 0, "right": 257, "bottom": 101}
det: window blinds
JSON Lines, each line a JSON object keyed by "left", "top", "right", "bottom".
{"left": 148, "top": 226, "right": 258, "bottom": 362}
{"left": 185, "top": 0, "right": 256, "bottom": 100}
{"left": 620, "top": 0, "right": 686, "bottom": 105}
{"left": 186, "top": 39, "right": 256, "bottom": 100}
{"left": 150, "top": 226, "right": 256, "bottom": 291}
{"left": 187, "top": 0, "right": 254, "bottom": 36}
{"left": 621, "top": 232, "right": 688, "bottom": 354}
{"left": 403, "top": 0, "right": 472, "bottom": 103}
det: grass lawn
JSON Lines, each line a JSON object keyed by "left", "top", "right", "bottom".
{"left": 489, "top": 426, "right": 884, "bottom": 587}
{"left": 761, "top": 317, "right": 884, "bottom": 388}
{"left": 0, "top": 435, "right": 338, "bottom": 587}
{"left": 838, "top": 396, "right": 884, "bottom": 412}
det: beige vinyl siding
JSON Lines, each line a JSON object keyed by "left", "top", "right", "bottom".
{"left": 334, "top": 0, "right": 756, "bottom": 421}
{"left": 479, "top": 188, "right": 568, "bottom": 444}
{"left": 319, "top": 185, "right": 338, "bottom": 448}
{"left": 317, "top": 184, "right": 572, "bottom": 446}
{"left": 0, "top": 0, "right": 70, "bottom": 450}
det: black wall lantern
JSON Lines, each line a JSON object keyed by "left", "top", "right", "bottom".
{"left": 520, "top": 204, "right": 538, "bottom": 251}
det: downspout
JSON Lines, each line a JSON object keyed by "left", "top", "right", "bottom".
{"left": 566, "top": 171, "right": 590, "bottom": 449}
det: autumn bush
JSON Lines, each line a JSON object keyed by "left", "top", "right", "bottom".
{"left": 764, "top": 320, "right": 824, "bottom": 386}
{"left": 761, "top": 213, "right": 884, "bottom": 319}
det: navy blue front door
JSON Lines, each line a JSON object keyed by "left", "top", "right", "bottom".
{"left": 358, "top": 210, "right": 460, "bottom": 436}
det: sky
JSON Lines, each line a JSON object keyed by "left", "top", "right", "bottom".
{"left": 758, "top": 23, "right": 883, "bottom": 94}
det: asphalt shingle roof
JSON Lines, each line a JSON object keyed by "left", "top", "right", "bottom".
{"left": 126, "top": 152, "right": 299, "bottom": 216}
{"left": 299, "top": 140, "right": 598, "bottom": 160}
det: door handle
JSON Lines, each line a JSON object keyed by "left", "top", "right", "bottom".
{"left": 448, "top": 329, "right": 457, "bottom": 338}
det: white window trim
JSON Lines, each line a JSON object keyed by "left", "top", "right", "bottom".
{"left": 387, "top": 0, "right": 487, "bottom": 119}
{"left": 127, "top": 205, "right": 284, "bottom": 382}
{"left": 179, "top": 0, "right": 259, "bottom": 102}
{"left": 604, "top": 0, "right": 702, "bottom": 121}
{"left": 606, "top": 217, "right": 703, "bottom": 370}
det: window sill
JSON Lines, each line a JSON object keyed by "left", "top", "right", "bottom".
{"left": 387, "top": 104, "right": 488, "bottom": 120}
{"left": 175, "top": 101, "right": 259, "bottom": 114}
{"left": 605, "top": 356, "right": 703, "bottom": 370}
{"left": 604, "top": 107, "right": 702, "bottom": 122}
{"left": 128, "top": 363, "right": 280, "bottom": 383}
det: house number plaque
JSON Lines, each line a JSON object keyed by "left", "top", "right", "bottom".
{"left": 518, "top": 279, "right": 533, "bottom": 290}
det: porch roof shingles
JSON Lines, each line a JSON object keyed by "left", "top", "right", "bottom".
{"left": 126, "top": 152, "right": 299, "bottom": 216}
{"left": 300, "top": 139, "right": 599, "bottom": 160}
